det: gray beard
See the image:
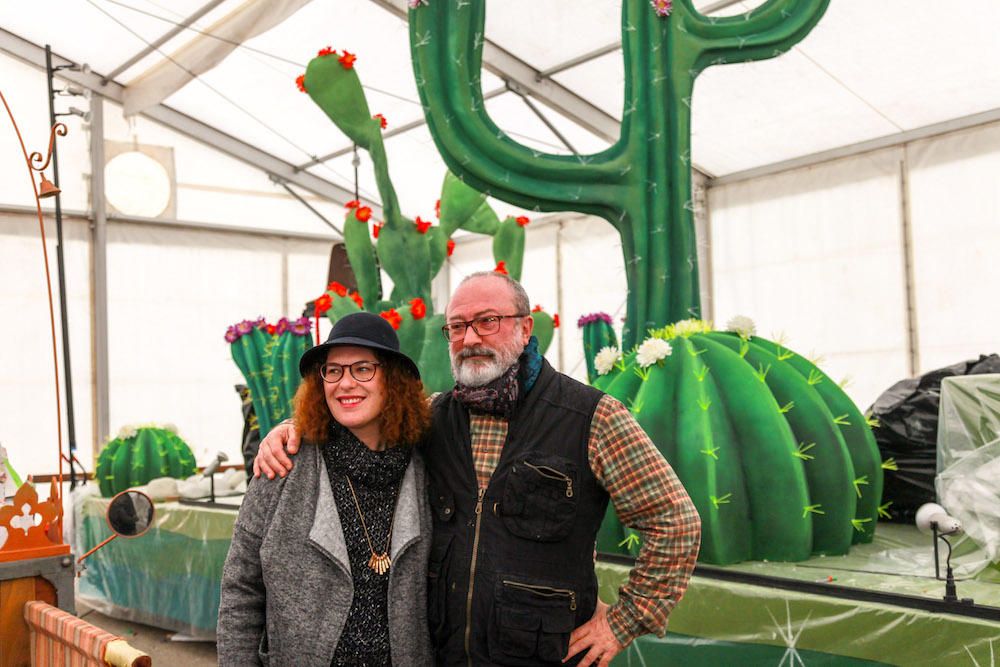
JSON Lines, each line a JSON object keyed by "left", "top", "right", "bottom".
{"left": 450, "top": 339, "right": 524, "bottom": 387}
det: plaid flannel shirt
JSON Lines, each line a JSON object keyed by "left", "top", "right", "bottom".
{"left": 469, "top": 393, "right": 701, "bottom": 646}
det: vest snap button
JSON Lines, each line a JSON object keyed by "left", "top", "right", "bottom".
{"left": 444, "top": 508, "right": 451, "bottom": 514}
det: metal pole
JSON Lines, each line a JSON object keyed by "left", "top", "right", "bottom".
{"left": 899, "top": 146, "right": 920, "bottom": 376}
{"left": 45, "top": 44, "right": 78, "bottom": 489}
{"left": 89, "top": 93, "right": 110, "bottom": 456}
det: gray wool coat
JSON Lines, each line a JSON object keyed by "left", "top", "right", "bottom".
{"left": 217, "top": 443, "right": 433, "bottom": 666}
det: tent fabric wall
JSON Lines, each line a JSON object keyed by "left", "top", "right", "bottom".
{"left": 0, "top": 211, "right": 93, "bottom": 484}
{"left": 1, "top": 210, "right": 331, "bottom": 479}
{"left": 907, "top": 121, "right": 1000, "bottom": 372}
{"left": 706, "top": 148, "right": 911, "bottom": 409}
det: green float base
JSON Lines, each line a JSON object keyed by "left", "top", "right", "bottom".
{"left": 600, "top": 524, "right": 1000, "bottom": 666}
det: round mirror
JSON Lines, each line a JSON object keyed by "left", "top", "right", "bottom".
{"left": 106, "top": 490, "right": 155, "bottom": 538}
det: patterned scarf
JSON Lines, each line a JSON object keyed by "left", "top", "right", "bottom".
{"left": 452, "top": 336, "right": 543, "bottom": 417}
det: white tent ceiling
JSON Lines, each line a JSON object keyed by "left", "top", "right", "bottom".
{"left": 3, "top": 0, "right": 1000, "bottom": 212}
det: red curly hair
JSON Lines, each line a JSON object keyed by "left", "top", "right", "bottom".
{"left": 292, "top": 350, "right": 430, "bottom": 447}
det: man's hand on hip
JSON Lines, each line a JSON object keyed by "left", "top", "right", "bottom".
{"left": 564, "top": 599, "right": 624, "bottom": 667}
{"left": 252, "top": 421, "right": 300, "bottom": 479}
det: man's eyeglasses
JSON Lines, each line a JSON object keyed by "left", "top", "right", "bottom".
{"left": 319, "top": 360, "right": 381, "bottom": 383}
{"left": 441, "top": 314, "right": 528, "bottom": 342}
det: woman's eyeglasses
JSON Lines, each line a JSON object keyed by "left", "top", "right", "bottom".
{"left": 441, "top": 314, "right": 527, "bottom": 341}
{"left": 319, "top": 361, "right": 381, "bottom": 383}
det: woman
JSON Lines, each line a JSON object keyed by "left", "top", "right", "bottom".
{"left": 218, "top": 311, "right": 433, "bottom": 666}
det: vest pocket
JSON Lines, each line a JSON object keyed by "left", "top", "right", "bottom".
{"left": 427, "top": 533, "right": 454, "bottom": 646}
{"left": 489, "top": 576, "right": 577, "bottom": 665}
{"left": 500, "top": 455, "right": 578, "bottom": 542}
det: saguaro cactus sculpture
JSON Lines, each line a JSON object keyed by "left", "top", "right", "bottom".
{"left": 301, "top": 50, "right": 556, "bottom": 392}
{"left": 410, "top": 0, "right": 827, "bottom": 349}
{"left": 410, "top": 0, "right": 889, "bottom": 563}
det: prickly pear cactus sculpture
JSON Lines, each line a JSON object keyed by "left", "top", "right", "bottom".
{"left": 299, "top": 49, "right": 552, "bottom": 393}
{"left": 410, "top": 0, "right": 888, "bottom": 563}
{"left": 95, "top": 425, "right": 197, "bottom": 498}
{"left": 226, "top": 317, "right": 313, "bottom": 437}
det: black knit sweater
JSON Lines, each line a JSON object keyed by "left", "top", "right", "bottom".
{"left": 321, "top": 426, "right": 411, "bottom": 667}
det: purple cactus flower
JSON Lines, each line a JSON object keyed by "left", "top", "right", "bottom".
{"left": 275, "top": 317, "right": 290, "bottom": 335}
{"left": 254, "top": 316, "right": 267, "bottom": 329}
{"left": 236, "top": 320, "right": 254, "bottom": 335}
{"left": 291, "top": 317, "right": 311, "bottom": 336}
{"left": 224, "top": 326, "right": 239, "bottom": 343}
{"left": 651, "top": 0, "right": 672, "bottom": 17}
{"left": 577, "top": 312, "right": 614, "bottom": 328}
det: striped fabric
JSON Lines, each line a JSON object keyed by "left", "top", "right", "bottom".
{"left": 23, "top": 600, "right": 149, "bottom": 667}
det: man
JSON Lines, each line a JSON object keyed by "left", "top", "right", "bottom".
{"left": 255, "top": 272, "right": 701, "bottom": 666}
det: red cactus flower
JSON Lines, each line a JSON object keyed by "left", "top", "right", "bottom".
{"left": 532, "top": 304, "right": 543, "bottom": 312}
{"left": 380, "top": 308, "right": 402, "bottom": 330}
{"left": 295, "top": 74, "right": 307, "bottom": 93}
{"left": 315, "top": 294, "right": 332, "bottom": 313}
{"left": 373, "top": 113, "right": 387, "bottom": 129}
{"left": 409, "top": 297, "right": 427, "bottom": 320}
{"left": 447, "top": 238, "right": 455, "bottom": 257}
{"left": 317, "top": 46, "right": 334, "bottom": 57}
{"left": 494, "top": 261, "right": 508, "bottom": 275}
{"left": 356, "top": 206, "right": 372, "bottom": 222}
{"left": 327, "top": 281, "right": 348, "bottom": 298}
{"left": 553, "top": 314, "right": 560, "bottom": 328}
{"left": 345, "top": 199, "right": 360, "bottom": 209}
{"left": 350, "top": 291, "right": 364, "bottom": 308}
{"left": 338, "top": 51, "right": 357, "bottom": 69}
{"left": 415, "top": 216, "right": 432, "bottom": 234}
{"left": 516, "top": 215, "right": 530, "bottom": 227}
{"left": 372, "top": 223, "right": 383, "bottom": 239}
{"left": 266, "top": 323, "right": 277, "bottom": 335}
{"left": 435, "top": 199, "right": 441, "bottom": 218}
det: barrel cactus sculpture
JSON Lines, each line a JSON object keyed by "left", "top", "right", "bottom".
{"left": 225, "top": 317, "right": 313, "bottom": 437}
{"left": 298, "top": 49, "right": 550, "bottom": 393}
{"left": 586, "top": 317, "right": 887, "bottom": 564}
{"left": 409, "top": 0, "right": 889, "bottom": 563}
{"left": 95, "top": 425, "right": 197, "bottom": 498}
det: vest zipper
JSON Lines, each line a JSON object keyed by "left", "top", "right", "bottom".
{"left": 523, "top": 460, "right": 574, "bottom": 498}
{"left": 464, "top": 487, "right": 486, "bottom": 666}
{"left": 501, "top": 579, "right": 578, "bottom": 611}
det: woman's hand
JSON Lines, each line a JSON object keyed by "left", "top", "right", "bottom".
{"left": 253, "top": 421, "right": 301, "bottom": 479}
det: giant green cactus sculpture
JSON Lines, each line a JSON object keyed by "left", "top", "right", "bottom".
{"left": 587, "top": 319, "right": 885, "bottom": 563}
{"left": 226, "top": 317, "right": 313, "bottom": 437}
{"left": 95, "top": 425, "right": 197, "bottom": 497}
{"left": 410, "top": 0, "right": 827, "bottom": 349}
{"left": 300, "top": 50, "right": 554, "bottom": 393}
{"left": 409, "top": 0, "right": 889, "bottom": 563}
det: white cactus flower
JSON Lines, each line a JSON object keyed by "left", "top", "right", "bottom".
{"left": 636, "top": 337, "right": 673, "bottom": 369}
{"left": 673, "top": 318, "right": 706, "bottom": 337}
{"left": 594, "top": 346, "right": 622, "bottom": 376}
{"left": 117, "top": 425, "right": 138, "bottom": 440}
{"left": 725, "top": 315, "right": 757, "bottom": 339}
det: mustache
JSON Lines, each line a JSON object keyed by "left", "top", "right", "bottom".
{"left": 458, "top": 346, "right": 497, "bottom": 361}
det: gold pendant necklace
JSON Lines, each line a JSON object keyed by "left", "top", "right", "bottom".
{"left": 345, "top": 476, "right": 396, "bottom": 576}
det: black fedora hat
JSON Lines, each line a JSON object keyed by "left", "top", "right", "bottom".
{"left": 299, "top": 311, "right": 420, "bottom": 379}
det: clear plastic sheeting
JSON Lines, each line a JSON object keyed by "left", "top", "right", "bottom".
{"left": 937, "top": 374, "right": 1000, "bottom": 563}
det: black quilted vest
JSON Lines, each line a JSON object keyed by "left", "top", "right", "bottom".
{"left": 425, "top": 360, "right": 607, "bottom": 666}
